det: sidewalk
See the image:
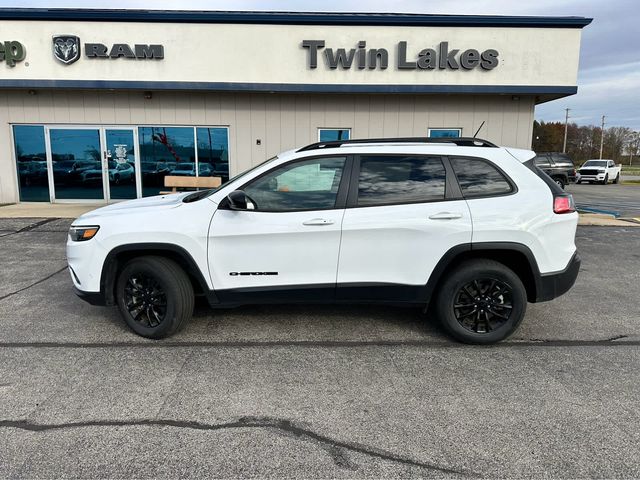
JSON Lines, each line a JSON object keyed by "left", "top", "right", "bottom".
{"left": 0, "top": 203, "right": 99, "bottom": 218}
{"left": 2, "top": 202, "right": 638, "bottom": 226}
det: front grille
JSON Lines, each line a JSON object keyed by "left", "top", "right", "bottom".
{"left": 579, "top": 169, "right": 600, "bottom": 175}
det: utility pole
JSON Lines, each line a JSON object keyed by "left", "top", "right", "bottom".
{"left": 563, "top": 108, "right": 570, "bottom": 153}
{"left": 599, "top": 115, "right": 606, "bottom": 159}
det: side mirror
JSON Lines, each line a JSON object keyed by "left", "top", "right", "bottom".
{"left": 227, "top": 190, "right": 255, "bottom": 211}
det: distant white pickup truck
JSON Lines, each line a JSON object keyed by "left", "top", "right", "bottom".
{"left": 576, "top": 159, "right": 622, "bottom": 185}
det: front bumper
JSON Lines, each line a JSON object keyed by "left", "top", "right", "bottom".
{"left": 73, "top": 286, "right": 106, "bottom": 306}
{"left": 535, "top": 252, "right": 581, "bottom": 302}
{"left": 578, "top": 173, "right": 606, "bottom": 182}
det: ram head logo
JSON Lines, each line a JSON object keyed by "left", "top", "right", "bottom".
{"left": 52, "top": 35, "right": 81, "bottom": 64}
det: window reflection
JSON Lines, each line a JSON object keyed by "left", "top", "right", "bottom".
{"left": 319, "top": 129, "right": 350, "bottom": 142}
{"left": 196, "top": 127, "right": 229, "bottom": 182}
{"left": 244, "top": 157, "right": 346, "bottom": 211}
{"left": 13, "top": 125, "right": 49, "bottom": 202}
{"left": 358, "top": 156, "right": 446, "bottom": 206}
{"left": 50, "top": 129, "right": 103, "bottom": 200}
{"left": 139, "top": 127, "right": 195, "bottom": 197}
{"left": 450, "top": 158, "right": 513, "bottom": 197}
{"left": 105, "top": 129, "right": 137, "bottom": 200}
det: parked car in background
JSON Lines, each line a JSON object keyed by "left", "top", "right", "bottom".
{"left": 170, "top": 162, "right": 212, "bottom": 177}
{"left": 52, "top": 160, "right": 96, "bottom": 184}
{"left": 82, "top": 161, "right": 135, "bottom": 185}
{"left": 577, "top": 159, "right": 621, "bottom": 185}
{"left": 18, "top": 160, "right": 48, "bottom": 186}
{"left": 533, "top": 152, "right": 577, "bottom": 189}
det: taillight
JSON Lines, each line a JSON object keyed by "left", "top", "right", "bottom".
{"left": 554, "top": 194, "right": 575, "bottom": 214}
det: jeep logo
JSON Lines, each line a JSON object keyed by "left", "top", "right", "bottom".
{"left": 0, "top": 41, "right": 26, "bottom": 67}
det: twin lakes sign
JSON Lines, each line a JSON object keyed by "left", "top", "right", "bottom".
{"left": 302, "top": 40, "right": 499, "bottom": 71}
{"left": 52, "top": 35, "right": 164, "bottom": 65}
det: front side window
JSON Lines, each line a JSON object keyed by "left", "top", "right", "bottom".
{"left": 319, "top": 128, "right": 350, "bottom": 142}
{"left": 450, "top": 157, "right": 513, "bottom": 198}
{"left": 428, "top": 128, "right": 462, "bottom": 138}
{"left": 357, "top": 155, "right": 446, "bottom": 207}
{"left": 243, "top": 156, "right": 346, "bottom": 211}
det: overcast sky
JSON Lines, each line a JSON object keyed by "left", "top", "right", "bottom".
{"left": 1, "top": 0, "right": 637, "bottom": 130}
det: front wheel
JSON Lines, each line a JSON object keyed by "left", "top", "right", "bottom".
{"left": 601, "top": 174, "right": 609, "bottom": 185}
{"left": 434, "top": 259, "right": 527, "bottom": 344}
{"left": 116, "top": 256, "right": 194, "bottom": 339}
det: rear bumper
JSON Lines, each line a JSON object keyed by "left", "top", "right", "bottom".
{"left": 535, "top": 252, "right": 581, "bottom": 302}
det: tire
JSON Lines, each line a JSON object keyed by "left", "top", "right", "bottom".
{"left": 576, "top": 180, "right": 581, "bottom": 185}
{"left": 614, "top": 174, "right": 620, "bottom": 184}
{"left": 115, "top": 256, "right": 194, "bottom": 339}
{"left": 434, "top": 259, "right": 527, "bottom": 344}
{"left": 553, "top": 177, "right": 566, "bottom": 189}
{"left": 601, "top": 174, "right": 608, "bottom": 185}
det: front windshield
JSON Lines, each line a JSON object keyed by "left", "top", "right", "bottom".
{"left": 583, "top": 160, "right": 607, "bottom": 168}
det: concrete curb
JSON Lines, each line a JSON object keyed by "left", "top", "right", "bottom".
{"left": 578, "top": 213, "right": 640, "bottom": 227}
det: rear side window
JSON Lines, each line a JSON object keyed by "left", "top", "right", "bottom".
{"left": 534, "top": 154, "right": 551, "bottom": 167}
{"left": 357, "top": 155, "right": 446, "bottom": 206}
{"left": 450, "top": 157, "right": 513, "bottom": 198}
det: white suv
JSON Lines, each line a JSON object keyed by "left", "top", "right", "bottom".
{"left": 67, "top": 138, "right": 580, "bottom": 344}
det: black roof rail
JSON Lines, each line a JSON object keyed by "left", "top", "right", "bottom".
{"left": 297, "top": 137, "right": 498, "bottom": 152}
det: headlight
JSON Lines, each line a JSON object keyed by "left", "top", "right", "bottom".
{"left": 69, "top": 225, "right": 100, "bottom": 242}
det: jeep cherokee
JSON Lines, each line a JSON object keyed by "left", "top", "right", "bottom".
{"left": 67, "top": 137, "right": 580, "bottom": 344}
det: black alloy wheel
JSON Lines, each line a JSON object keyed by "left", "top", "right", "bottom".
{"left": 116, "top": 256, "right": 194, "bottom": 339}
{"left": 434, "top": 259, "right": 527, "bottom": 344}
{"left": 453, "top": 278, "right": 513, "bottom": 334}
{"left": 123, "top": 273, "right": 167, "bottom": 328}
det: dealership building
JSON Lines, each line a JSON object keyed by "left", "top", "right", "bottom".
{"left": 0, "top": 9, "right": 590, "bottom": 204}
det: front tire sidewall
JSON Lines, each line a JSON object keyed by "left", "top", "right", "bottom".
{"left": 116, "top": 258, "right": 190, "bottom": 339}
{"left": 435, "top": 261, "right": 527, "bottom": 344}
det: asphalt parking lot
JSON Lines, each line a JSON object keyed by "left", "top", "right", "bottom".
{"left": 1, "top": 218, "right": 640, "bottom": 478}
{"left": 567, "top": 182, "right": 640, "bottom": 219}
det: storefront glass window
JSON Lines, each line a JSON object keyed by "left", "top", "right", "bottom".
{"left": 319, "top": 128, "right": 351, "bottom": 142}
{"left": 196, "top": 127, "right": 230, "bottom": 182}
{"left": 428, "top": 128, "right": 462, "bottom": 138}
{"left": 138, "top": 127, "right": 195, "bottom": 197}
{"left": 50, "top": 128, "right": 103, "bottom": 200}
{"left": 13, "top": 125, "right": 49, "bottom": 202}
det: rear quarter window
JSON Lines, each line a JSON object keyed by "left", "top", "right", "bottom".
{"left": 450, "top": 157, "right": 514, "bottom": 198}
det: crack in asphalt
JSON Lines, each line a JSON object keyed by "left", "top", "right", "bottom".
{"left": 0, "top": 416, "right": 474, "bottom": 476}
{"left": 0, "top": 218, "right": 60, "bottom": 238}
{"left": 0, "top": 338, "right": 637, "bottom": 349}
{"left": 0, "top": 266, "right": 67, "bottom": 302}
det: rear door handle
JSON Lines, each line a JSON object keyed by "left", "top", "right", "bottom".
{"left": 303, "top": 218, "right": 335, "bottom": 226}
{"left": 429, "top": 212, "right": 463, "bottom": 220}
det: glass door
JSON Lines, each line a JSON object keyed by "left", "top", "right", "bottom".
{"left": 103, "top": 128, "right": 140, "bottom": 201}
{"left": 47, "top": 127, "right": 104, "bottom": 200}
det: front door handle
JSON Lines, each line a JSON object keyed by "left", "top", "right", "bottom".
{"left": 303, "top": 218, "right": 335, "bottom": 226}
{"left": 429, "top": 212, "right": 463, "bottom": 220}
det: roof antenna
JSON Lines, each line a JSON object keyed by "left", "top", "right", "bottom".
{"left": 473, "top": 121, "right": 485, "bottom": 138}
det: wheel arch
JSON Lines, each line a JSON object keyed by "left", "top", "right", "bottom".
{"left": 100, "top": 243, "right": 215, "bottom": 306}
{"left": 424, "top": 242, "right": 541, "bottom": 304}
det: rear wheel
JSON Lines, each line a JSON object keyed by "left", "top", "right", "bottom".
{"left": 614, "top": 173, "right": 620, "bottom": 184}
{"left": 434, "top": 259, "right": 527, "bottom": 344}
{"left": 553, "top": 177, "right": 566, "bottom": 189}
{"left": 116, "top": 256, "right": 194, "bottom": 339}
